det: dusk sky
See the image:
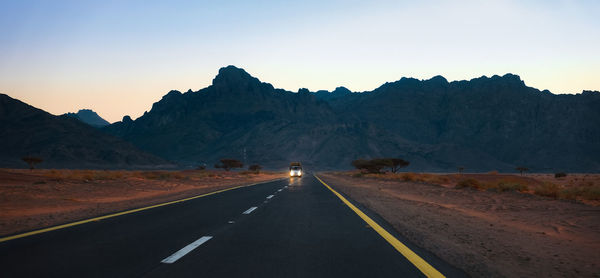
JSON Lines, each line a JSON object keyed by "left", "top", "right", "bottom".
{"left": 1, "top": 0, "right": 599, "bottom": 122}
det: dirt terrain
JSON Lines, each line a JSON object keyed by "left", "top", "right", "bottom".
{"left": 319, "top": 172, "right": 600, "bottom": 278}
{"left": 0, "top": 169, "right": 285, "bottom": 237}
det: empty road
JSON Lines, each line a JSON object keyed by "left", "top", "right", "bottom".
{"left": 0, "top": 174, "right": 465, "bottom": 277}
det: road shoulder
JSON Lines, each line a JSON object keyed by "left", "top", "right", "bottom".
{"left": 317, "top": 172, "right": 600, "bottom": 277}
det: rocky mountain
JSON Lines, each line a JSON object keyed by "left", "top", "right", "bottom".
{"left": 104, "top": 66, "right": 600, "bottom": 172}
{"left": 329, "top": 75, "right": 600, "bottom": 172}
{"left": 0, "top": 94, "right": 173, "bottom": 169}
{"left": 64, "top": 109, "right": 110, "bottom": 127}
{"left": 104, "top": 66, "right": 352, "bottom": 169}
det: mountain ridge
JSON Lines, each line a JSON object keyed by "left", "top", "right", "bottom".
{"left": 103, "top": 66, "right": 600, "bottom": 172}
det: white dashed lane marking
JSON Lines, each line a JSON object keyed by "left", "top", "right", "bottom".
{"left": 242, "top": 207, "right": 258, "bottom": 214}
{"left": 161, "top": 236, "right": 213, "bottom": 264}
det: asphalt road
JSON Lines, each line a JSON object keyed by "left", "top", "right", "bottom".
{"left": 0, "top": 174, "right": 466, "bottom": 277}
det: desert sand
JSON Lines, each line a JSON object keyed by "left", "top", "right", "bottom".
{"left": 319, "top": 172, "right": 600, "bottom": 278}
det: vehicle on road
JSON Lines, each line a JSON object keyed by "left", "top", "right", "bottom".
{"left": 289, "top": 162, "right": 302, "bottom": 177}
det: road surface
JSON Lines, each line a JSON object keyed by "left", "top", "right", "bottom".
{"left": 0, "top": 174, "right": 466, "bottom": 277}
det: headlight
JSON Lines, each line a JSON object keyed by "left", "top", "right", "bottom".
{"left": 290, "top": 170, "right": 294, "bottom": 176}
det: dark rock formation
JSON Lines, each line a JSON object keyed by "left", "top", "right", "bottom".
{"left": 103, "top": 66, "right": 600, "bottom": 172}
{"left": 0, "top": 94, "right": 172, "bottom": 169}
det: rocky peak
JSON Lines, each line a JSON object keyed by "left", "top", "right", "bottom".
{"left": 298, "top": 88, "right": 311, "bottom": 94}
{"left": 212, "top": 65, "right": 255, "bottom": 86}
{"left": 163, "top": 90, "right": 182, "bottom": 99}
{"left": 210, "top": 65, "right": 267, "bottom": 97}
{"left": 427, "top": 75, "right": 448, "bottom": 85}
{"left": 582, "top": 90, "right": 600, "bottom": 96}
{"left": 333, "top": 86, "right": 352, "bottom": 94}
{"left": 64, "top": 109, "right": 110, "bottom": 127}
{"left": 492, "top": 73, "right": 525, "bottom": 87}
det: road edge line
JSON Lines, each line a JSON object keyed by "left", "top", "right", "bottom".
{"left": 0, "top": 177, "right": 286, "bottom": 243}
{"left": 314, "top": 174, "right": 445, "bottom": 278}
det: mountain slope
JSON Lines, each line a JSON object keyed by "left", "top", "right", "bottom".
{"left": 64, "top": 109, "right": 110, "bottom": 127}
{"left": 335, "top": 75, "right": 600, "bottom": 171}
{"left": 104, "top": 66, "right": 367, "bottom": 168}
{"left": 0, "top": 94, "right": 172, "bottom": 169}
{"left": 104, "top": 66, "right": 600, "bottom": 172}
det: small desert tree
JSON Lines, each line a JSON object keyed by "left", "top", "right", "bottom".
{"left": 22, "top": 156, "right": 43, "bottom": 170}
{"left": 215, "top": 159, "right": 243, "bottom": 171}
{"left": 515, "top": 166, "right": 529, "bottom": 176}
{"left": 370, "top": 158, "right": 393, "bottom": 173}
{"left": 457, "top": 166, "right": 465, "bottom": 175}
{"left": 248, "top": 164, "right": 262, "bottom": 174}
{"left": 352, "top": 159, "right": 386, "bottom": 174}
{"left": 385, "top": 158, "right": 410, "bottom": 173}
{"left": 554, "top": 172, "right": 567, "bottom": 178}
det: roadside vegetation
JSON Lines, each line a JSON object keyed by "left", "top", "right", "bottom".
{"left": 40, "top": 168, "right": 275, "bottom": 182}
{"left": 352, "top": 158, "right": 410, "bottom": 174}
{"left": 22, "top": 156, "right": 43, "bottom": 170}
{"left": 455, "top": 178, "right": 529, "bottom": 192}
{"left": 43, "top": 169, "right": 187, "bottom": 181}
{"left": 343, "top": 167, "right": 600, "bottom": 204}
{"left": 248, "top": 164, "right": 262, "bottom": 174}
{"left": 214, "top": 159, "right": 244, "bottom": 171}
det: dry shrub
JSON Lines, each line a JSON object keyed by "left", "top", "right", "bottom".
{"left": 555, "top": 172, "right": 567, "bottom": 178}
{"left": 420, "top": 174, "right": 450, "bottom": 184}
{"left": 239, "top": 171, "right": 254, "bottom": 176}
{"left": 104, "top": 171, "right": 126, "bottom": 179}
{"left": 581, "top": 186, "right": 600, "bottom": 200}
{"left": 478, "top": 179, "right": 530, "bottom": 193}
{"left": 367, "top": 172, "right": 450, "bottom": 185}
{"left": 496, "top": 182, "right": 529, "bottom": 192}
{"left": 456, "top": 178, "right": 482, "bottom": 190}
{"left": 189, "top": 171, "right": 210, "bottom": 179}
{"left": 352, "top": 172, "right": 364, "bottom": 178}
{"left": 535, "top": 182, "right": 560, "bottom": 198}
{"left": 437, "top": 176, "right": 450, "bottom": 183}
{"left": 43, "top": 170, "right": 132, "bottom": 181}
{"left": 559, "top": 187, "right": 580, "bottom": 200}
{"left": 400, "top": 172, "right": 417, "bottom": 181}
{"left": 81, "top": 170, "right": 95, "bottom": 180}
{"left": 559, "top": 184, "right": 600, "bottom": 201}
{"left": 77, "top": 170, "right": 128, "bottom": 180}
{"left": 45, "top": 170, "right": 64, "bottom": 181}
{"left": 140, "top": 171, "right": 184, "bottom": 180}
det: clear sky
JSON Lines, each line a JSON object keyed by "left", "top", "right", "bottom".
{"left": 1, "top": 0, "right": 599, "bottom": 122}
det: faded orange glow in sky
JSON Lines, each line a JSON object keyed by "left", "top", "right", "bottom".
{"left": 1, "top": 0, "right": 599, "bottom": 122}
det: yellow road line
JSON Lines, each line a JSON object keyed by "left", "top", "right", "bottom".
{"left": 0, "top": 178, "right": 284, "bottom": 243}
{"left": 314, "top": 174, "right": 445, "bottom": 278}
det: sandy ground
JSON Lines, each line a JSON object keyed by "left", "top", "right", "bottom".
{"left": 0, "top": 169, "right": 285, "bottom": 237}
{"left": 319, "top": 172, "right": 600, "bottom": 278}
